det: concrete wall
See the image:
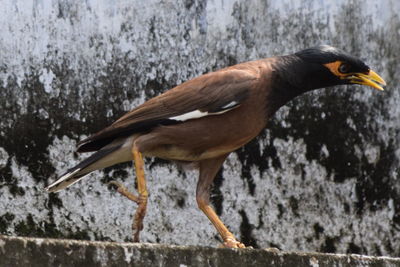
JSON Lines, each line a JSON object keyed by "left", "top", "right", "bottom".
{"left": 2, "top": 235, "right": 400, "bottom": 267}
{"left": 0, "top": 0, "right": 399, "bottom": 257}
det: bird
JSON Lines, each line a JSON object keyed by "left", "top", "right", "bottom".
{"left": 45, "top": 45, "right": 386, "bottom": 248}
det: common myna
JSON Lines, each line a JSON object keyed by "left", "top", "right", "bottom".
{"left": 46, "top": 45, "right": 386, "bottom": 248}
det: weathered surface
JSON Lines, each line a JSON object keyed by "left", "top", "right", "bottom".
{"left": 1, "top": 235, "right": 400, "bottom": 267}
{"left": 0, "top": 0, "right": 400, "bottom": 257}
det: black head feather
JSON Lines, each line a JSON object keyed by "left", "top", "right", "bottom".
{"left": 295, "top": 45, "right": 370, "bottom": 73}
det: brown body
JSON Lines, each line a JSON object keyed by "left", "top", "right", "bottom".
{"left": 136, "top": 60, "right": 275, "bottom": 162}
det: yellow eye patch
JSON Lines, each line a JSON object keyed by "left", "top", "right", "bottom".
{"left": 323, "top": 61, "right": 348, "bottom": 77}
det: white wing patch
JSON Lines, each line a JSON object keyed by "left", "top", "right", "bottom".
{"left": 169, "top": 101, "right": 240, "bottom": 122}
{"left": 169, "top": 110, "right": 209, "bottom": 121}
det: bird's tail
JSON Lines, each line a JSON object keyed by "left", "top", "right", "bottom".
{"left": 45, "top": 140, "right": 131, "bottom": 193}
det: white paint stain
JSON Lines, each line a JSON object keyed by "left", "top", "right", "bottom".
{"left": 310, "top": 257, "right": 319, "bottom": 267}
{"left": 123, "top": 247, "right": 134, "bottom": 264}
{"left": 39, "top": 68, "right": 56, "bottom": 94}
{"left": 0, "top": 147, "right": 9, "bottom": 169}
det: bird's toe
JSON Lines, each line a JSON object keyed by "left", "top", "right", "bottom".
{"left": 222, "top": 237, "right": 246, "bottom": 248}
{"left": 108, "top": 180, "right": 140, "bottom": 203}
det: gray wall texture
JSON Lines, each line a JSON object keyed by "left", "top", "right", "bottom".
{"left": 0, "top": 0, "right": 399, "bottom": 257}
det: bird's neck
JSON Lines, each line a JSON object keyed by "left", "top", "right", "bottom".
{"left": 265, "top": 55, "right": 332, "bottom": 114}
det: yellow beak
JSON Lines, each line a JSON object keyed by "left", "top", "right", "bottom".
{"left": 347, "top": 70, "right": 386, "bottom": 91}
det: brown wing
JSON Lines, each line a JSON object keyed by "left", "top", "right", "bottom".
{"left": 77, "top": 68, "right": 258, "bottom": 152}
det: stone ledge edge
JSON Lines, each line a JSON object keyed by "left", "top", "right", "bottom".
{"left": 1, "top": 235, "right": 399, "bottom": 267}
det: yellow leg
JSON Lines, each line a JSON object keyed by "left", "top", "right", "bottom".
{"left": 131, "top": 143, "right": 148, "bottom": 242}
{"left": 197, "top": 155, "right": 245, "bottom": 248}
{"left": 109, "top": 143, "right": 148, "bottom": 242}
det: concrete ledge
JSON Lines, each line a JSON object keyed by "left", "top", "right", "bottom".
{"left": 0, "top": 235, "right": 399, "bottom": 267}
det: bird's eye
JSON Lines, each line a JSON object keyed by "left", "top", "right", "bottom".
{"left": 339, "top": 63, "right": 350, "bottom": 73}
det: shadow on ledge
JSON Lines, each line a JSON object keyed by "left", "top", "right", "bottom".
{"left": 0, "top": 235, "right": 399, "bottom": 267}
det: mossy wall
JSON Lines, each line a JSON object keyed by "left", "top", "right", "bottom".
{"left": 0, "top": 0, "right": 399, "bottom": 257}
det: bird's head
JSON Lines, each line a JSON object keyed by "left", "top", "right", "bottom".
{"left": 293, "top": 45, "right": 386, "bottom": 91}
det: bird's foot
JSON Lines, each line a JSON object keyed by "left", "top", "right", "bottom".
{"left": 108, "top": 181, "right": 148, "bottom": 242}
{"left": 221, "top": 237, "right": 246, "bottom": 248}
